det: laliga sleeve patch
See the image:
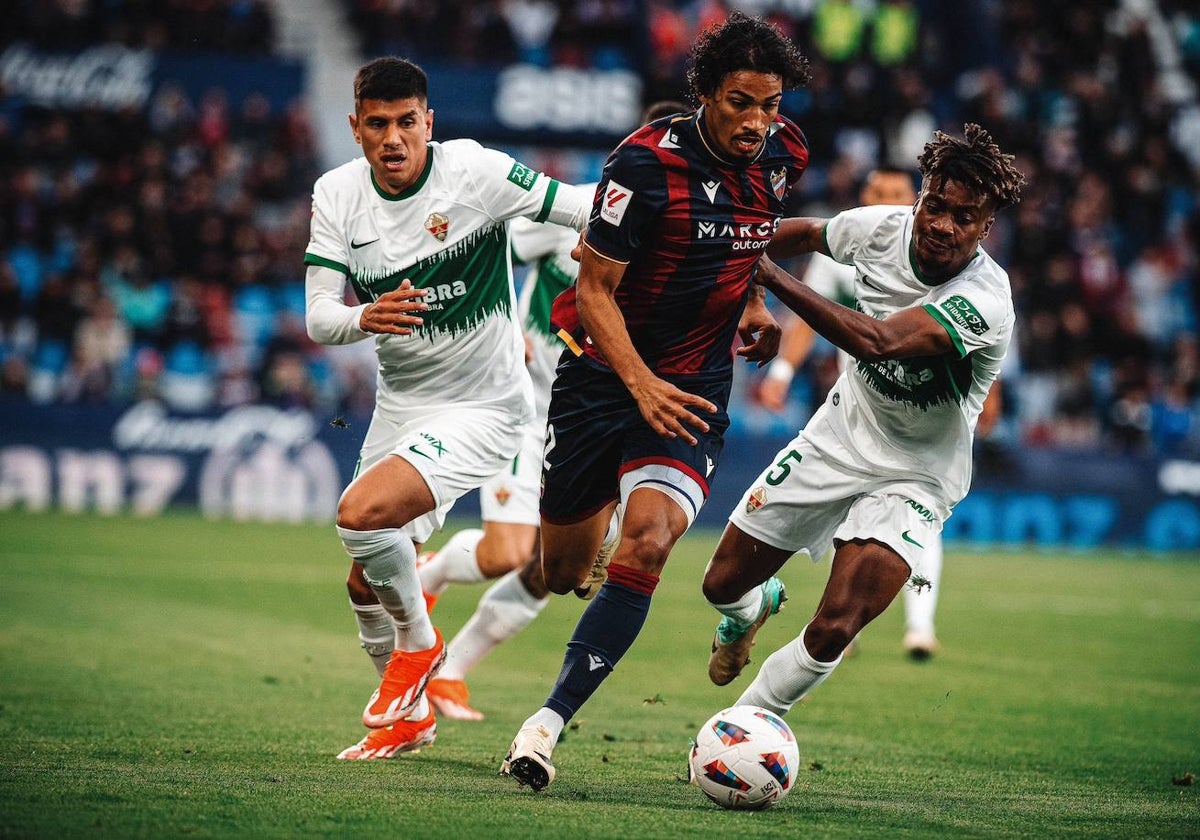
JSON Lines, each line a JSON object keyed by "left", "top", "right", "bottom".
{"left": 600, "top": 180, "right": 633, "bottom": 226}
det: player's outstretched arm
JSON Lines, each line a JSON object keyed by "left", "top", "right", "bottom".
{"left": 577, "top": 244, "right": 716, "bottom": 445}
{"left": 766, "top": 217, "right": 829, "bottom": 260}
{"left": 754, "top": 256, "right": 954, "bottom": 361}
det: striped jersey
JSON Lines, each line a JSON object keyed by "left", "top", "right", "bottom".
{"left": 552, "top": 109, "right": 809, "bottom": 387}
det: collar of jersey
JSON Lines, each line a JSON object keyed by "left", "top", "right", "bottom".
{"left": 693, "top": 106, "right": 764, "bottom": 168}
{"left": 907, "top": 233, "right": 981, "bottom": 287}
{"left": 370, "top": 145, "right": 434, "bottom": 201}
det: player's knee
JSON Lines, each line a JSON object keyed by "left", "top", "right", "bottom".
{"left": 620, "top": 528, "right": 673, "bottom": 574}
{"left": 700, "top": 554, "right": 742, "bottom": 604}
{"left": 336, "top": 492, "right": 385, "bottom": 532}
{"left": 701, "top": 571, "right": 744, "bottom": 606}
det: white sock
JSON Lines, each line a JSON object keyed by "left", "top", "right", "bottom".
{"left": 337, "top": 525, "right": 436, "bottom": 651}
{"left": 440, "top": 570, "right": 548, "bottom": 681}
{"left": 418, "top": 528, "right": 485, "bottom": 596}
{"left": 523, "top": 707, "right": 565, "bottom": 744}
{"left": 350, "top": 600, "right": 394, "bottom": 676}
{"left": 737, "top": 625, "right": 843, "bottom": 716}
{"left": 712, "top": 585, "right": 764, "bottom": 625}
{"left": 904, "top": 536, "right": 942, "bottom": 635}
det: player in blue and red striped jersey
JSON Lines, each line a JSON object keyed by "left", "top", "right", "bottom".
{"left": 501, "top": 11, "right": 811, "bottom": 792}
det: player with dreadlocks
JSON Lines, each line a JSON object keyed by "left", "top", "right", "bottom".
{"left": 701, "top": 124, "right": 1024, "bottom": 716}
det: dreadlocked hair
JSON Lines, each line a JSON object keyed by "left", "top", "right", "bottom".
{"left": 686, "top": 11, "right": 810, "bottom": 103}
{"left": 917, "top": 123, "right": 1025, "bottom": 210}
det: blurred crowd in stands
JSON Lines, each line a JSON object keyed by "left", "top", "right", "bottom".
{"left": 2, "top": 0, "right": 1199, "bottom": 458}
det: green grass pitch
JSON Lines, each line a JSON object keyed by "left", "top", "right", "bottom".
{"left": 0, "top": 510, "right": 1197, "bottom": 838}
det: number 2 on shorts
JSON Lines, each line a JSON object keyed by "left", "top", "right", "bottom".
{"left": 765, "top": 449, "right": 802, "bottom": 486}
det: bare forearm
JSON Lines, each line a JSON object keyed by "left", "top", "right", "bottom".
{"left": 577, "top": 283, "right": 654, "bottom": 390}
{"left": 756, "top": 258, "right": 948, "bottom": 361}
{"left": 766, "top": 217, "right": 828, "bottom": 260}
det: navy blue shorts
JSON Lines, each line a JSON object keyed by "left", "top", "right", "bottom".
{"left": 539, "top": 357, "right": 731, "bottom": 524}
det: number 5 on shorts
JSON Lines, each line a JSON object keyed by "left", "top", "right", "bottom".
{"left": 765, "top": 449, "right": 802, "bottom": 486}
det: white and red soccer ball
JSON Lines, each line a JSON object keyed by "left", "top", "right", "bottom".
{"left": 689, "top": 704, "right": 800, "bottom": 811}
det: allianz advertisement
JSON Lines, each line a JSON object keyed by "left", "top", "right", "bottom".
{"left": 1, "top": 398, "right": 1199, "bottom": 551}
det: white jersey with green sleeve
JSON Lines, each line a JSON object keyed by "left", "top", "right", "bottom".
{"left": 304, "top": 140, "right": 588, "bottom": 418}
{"left": 811, "top": 204, "right": 1013, "bottom": 508}
{"left": 508, "top": 184, "right": 593, "bottom": 420}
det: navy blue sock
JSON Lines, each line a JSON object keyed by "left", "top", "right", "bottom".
{"left": 544, "top": 564, "right": 658, "bottom": 723}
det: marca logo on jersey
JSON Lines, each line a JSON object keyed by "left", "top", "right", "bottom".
{"left": 696, "top": 219, "right": 778, "bottom": 251}
{"left": 939, "top": 294, "right": 989, "bottom": 337}
{"left": 600, "top": 180, "right": 633, "bottom": 226}
{"left": 507, "top": 162, "right": 540, "bottom": 191}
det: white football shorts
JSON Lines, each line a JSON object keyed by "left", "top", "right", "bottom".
{"left": 352, "top": 403, "right": 525, "bottom": 543}
{"left": 727, "top": 431, "right": 945, "bottom": 575}
{"left": 479, "top": 415, "right": 545, "bottom": 526}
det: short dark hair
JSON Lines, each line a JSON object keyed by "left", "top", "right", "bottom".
{"left": 917, "top": 123, "right": 1025, "bottom": 210}
{"left": 685, "top": 12, "right": 810, "bottom": 102}
{"left": 354, "top": 58, "right": 428, "bottom": 108}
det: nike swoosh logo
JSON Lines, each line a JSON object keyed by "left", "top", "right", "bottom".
{"left": 408, "top": 444, "right": 434, "bottom": 461}
{"left": 861, "top": 276, "right": 886, "bottom": 293}
{"left": 350, "top": 237, "right": 380, "bottom": 249}
{"left": 901, "top": 530, "right": 924, "bottom": 548}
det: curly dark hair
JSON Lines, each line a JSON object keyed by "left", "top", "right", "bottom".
{"left": 917, "top": 123, "right": 1025, "bottom": 210}
{"left": 685, "top": 11, "right": 810, "bottom": 102}
{"left": 354, "top": 57, "right": 428, "bottom": 108}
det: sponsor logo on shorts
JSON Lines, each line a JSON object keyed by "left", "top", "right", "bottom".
{"left": 904, "top": 498, "right": 936, "bottom": 522}
{"left": 600, "top": 180, "right": 633, "bottom": 226}
{"left": 506, "top": 162, "right": 539, "bottom": 191}
{"left": 901, "top": 530, "right": 924, "bottom": 548}
{"left": 408, "top": 432, "right": 447, "bottom": 461}
{"left": 745, "top": 486, "right": 767, "bottom": 514}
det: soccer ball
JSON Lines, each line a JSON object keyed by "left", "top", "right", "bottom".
{"left": 688, "top": 704, "right": 800, "bottom": 811}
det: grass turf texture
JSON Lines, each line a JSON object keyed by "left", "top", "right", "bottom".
{"left": 0, "top": 511, "right": 1196, "bottom": 838}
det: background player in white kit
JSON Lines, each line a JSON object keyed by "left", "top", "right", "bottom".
{"left": 757, "top": 166, "right": 1002, "bottom": 660}
{"left": 702, "top": 124, "right": 1025, "bottom": 714}
{"left": 302, "top": 57, "right": 588, "bottom": 758}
